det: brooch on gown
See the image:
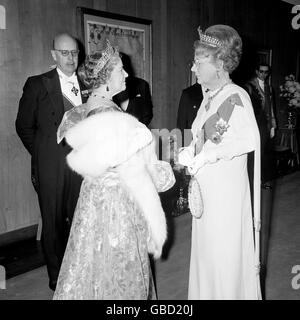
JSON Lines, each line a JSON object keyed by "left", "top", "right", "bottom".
{"left": 211, "top": 117, "right": 230, "bottom": 144}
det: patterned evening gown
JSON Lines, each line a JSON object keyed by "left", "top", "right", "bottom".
{"left": 53, "top": 170, "right": 156, "bottom": 300}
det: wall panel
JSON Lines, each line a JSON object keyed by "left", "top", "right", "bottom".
{"left": 0, "top": 0, "right": 299, "bottom": 237}
{"left": 0, "top": 0, "right": 192, "bottom": 236}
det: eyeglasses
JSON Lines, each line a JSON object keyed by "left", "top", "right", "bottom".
{"left": 54, "top": 49, "right": 79, "bottom": 57}
{"left": 258, "top": 70, "right": 269, "bottom": 74}
{"left": 192, "top": 54, "right": 210, "bottom": 66}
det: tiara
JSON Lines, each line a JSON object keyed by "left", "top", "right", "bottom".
{"left": 197, "top": 27, "right": 222, "bottom": 48}
{"left": 93, "top": 39, "right": 118, "bottom": 75}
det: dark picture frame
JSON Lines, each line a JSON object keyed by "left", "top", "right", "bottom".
{"left": 77, "top": 7, "right": 152, "bottom": 88}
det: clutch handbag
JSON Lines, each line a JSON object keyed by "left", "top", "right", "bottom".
{"left": 188, "top": 176, "right": 204, "bottom": 219}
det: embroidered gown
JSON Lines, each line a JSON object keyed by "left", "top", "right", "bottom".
{"left": 53, "top": 104, "right": 175, "bottom": 300}
{"left": 183, "top": 84, "right": 261, "bottom": 300}
{"left": 53, "top": 170, "right": 153, "bottom": 299}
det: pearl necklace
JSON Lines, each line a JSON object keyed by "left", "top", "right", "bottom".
{"left": 205, "top": 80, "right": 232, "bottom": 111}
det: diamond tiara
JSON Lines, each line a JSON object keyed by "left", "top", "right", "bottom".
{"left": 93, "top": 39, "right": 118, "bottom": 75}
{"left": 197, "top": 27, "right": 222, "bottom": 48}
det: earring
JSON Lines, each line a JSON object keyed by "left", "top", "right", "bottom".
{"left": 106, "top": 86, "right": 109, "bottom": 92}
{"left": 216, "top": 70, "right": 220, "bottom": 79}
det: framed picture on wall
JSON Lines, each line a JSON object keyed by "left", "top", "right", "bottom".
{"left": 77, "top": 7, "right": 152, "bottom": 89}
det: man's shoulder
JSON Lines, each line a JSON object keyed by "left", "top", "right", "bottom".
{"left": 244, "top": 78, "right": 259, "bottom": 94}
{"left": 24, "top": 69, "right": 58, "bottom": 89}
{"left": 182, "top": 83, "right": 203, "bottom": 99}
{"left": 183, "top": 82, "right": 201, "bottom": 91}
{"left": 128, "top": 76, "right": 149, "bottom": 90}
{"left": 26, "top": 69, "right": 57, "bottom": 82}
{"left": 245, "top": 77, "right": 256, "bottom": 86}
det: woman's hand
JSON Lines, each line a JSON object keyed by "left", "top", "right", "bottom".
{"left": 188, "top": 148, "right": 218, "bottom": 175}
{"left": 188, "top": 153, "right": 207, "bottom": 175}
{"left": 178, "top": 147, "right": 194, "bottom": 167}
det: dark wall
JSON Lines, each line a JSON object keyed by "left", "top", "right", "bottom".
{"left": 197, "top": 0, "right": 300, "bottom": 126}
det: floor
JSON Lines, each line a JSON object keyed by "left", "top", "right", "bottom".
{"left": 0, "top": 171, "right": 300, "bottom": 300}
{"left": 0, "top": 239, "right": 44, "bottom": 280}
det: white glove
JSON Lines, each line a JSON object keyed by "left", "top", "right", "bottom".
{"left": 188, "top": 152, "right": 207, "bottom": 175}
{"left": 189, "top": 149, "right": 218, "bottom": 176}
{"left": 178, "top": 147, "right": 194, "bottom": 167}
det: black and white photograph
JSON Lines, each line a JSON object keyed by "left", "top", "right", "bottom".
{"left": 0, "top": 0, "right": 299, "bottom": 308}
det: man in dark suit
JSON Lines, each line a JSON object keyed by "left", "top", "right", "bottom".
{"left": 245, "top": 63, "right": 277, "bottom": 184}
{"left": 114, "top": 76, "right": 153, "bottom": 126}
{"left": 177, "top": 82, "right": 204, "bottom": 146}
{"left": 245, "top": 63, "right": 277, "bottom": 298}
{"left": 15, "top": 33, "right": 87, "bottom": 291}
{"left": 113, "top": 53, "right": 153, "bottom": 126}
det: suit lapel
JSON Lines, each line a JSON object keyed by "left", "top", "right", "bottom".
{"left": 254, "top": 78, "right": 265, "bottom": 97}
{"left": 42, "top": 69, "right": 64, "bottom": 120}
{"left": 126, "top": 99, "right": 134, "bottom": 113}
{"left": 264, "top": 82, "right": 271, "bottom": 97}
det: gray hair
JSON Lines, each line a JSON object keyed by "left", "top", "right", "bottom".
{"left": 194, "top": 24, "right": 242, "bottom": 74}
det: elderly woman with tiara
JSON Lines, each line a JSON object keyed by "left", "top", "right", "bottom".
{"left": 178, "top": 25, "right": 262, "bottom": 299}
{"left": 56, "top": 39, "right": 126, "bottom": 143}
{"left": 53, "top": 40, "right": 175, "bottom": 299}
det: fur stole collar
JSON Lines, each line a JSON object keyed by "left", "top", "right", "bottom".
{"left": 65, "top": 111, "right": 167, "bottom": 258}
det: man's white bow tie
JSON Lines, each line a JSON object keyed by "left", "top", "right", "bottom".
{"left": 66, "top": 74, "right": 77, "bottom": 83}
{"left": 59, "top": 73, "right": 77, "bottom": 84}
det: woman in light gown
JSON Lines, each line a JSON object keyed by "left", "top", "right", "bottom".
{"left": 178, "top": 25, "right": 262, "bottom": 299}
{"left": 53, "top": 41, "right": 175, "bottom": 300}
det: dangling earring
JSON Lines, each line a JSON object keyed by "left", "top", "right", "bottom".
{"left": 216, "top": 70, "right": 220, "bottom": 79}
{"left": 106, "top": 86, "right": 109, "bottom": 92}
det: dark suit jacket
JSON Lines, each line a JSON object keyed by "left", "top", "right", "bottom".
{"left": 245, "top": 78, "right": 276, "bottom": 133}
{"left": 177, "top": 83, "right": 203, "bottom": 147}
{"left": 245, "top": 78, "right": 276, "bottom": 183}
{"left": 113, "top": 76, "right": 153, "bottom": 126}
{"left": 16, "top": 68, "right": 86, "bottom": 190}
{"left": 15, "top": 68, "right": 87, "bottom": 282}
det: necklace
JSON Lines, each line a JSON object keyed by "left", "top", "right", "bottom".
{"left": 205, "top": 80, "right": 232, "bottom": 111}
{"left": 88, "top": 94, "right": 122, "bottom": 111}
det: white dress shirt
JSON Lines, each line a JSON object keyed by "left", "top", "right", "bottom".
{"left": 57, "top": 68, "right": 82, "bottom": 107}
{"left": 257, "top": 78, "right": 265, "bottom": 92}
